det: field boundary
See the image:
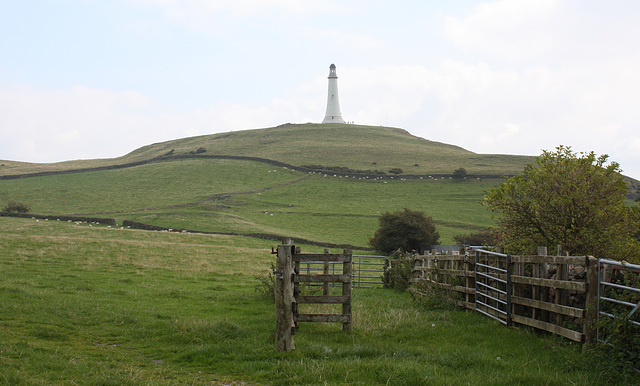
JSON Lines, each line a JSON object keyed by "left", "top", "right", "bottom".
{"left": 0, "top": 213, "right": 371, "bottom": 250}
{"left": 0, "top": 154, "right": 510, "bottom": 180}
{"left": 0, "top": 211, "right": 117, "bottom": 225}
{"left": 411, "top": 248, "right": 597, "bottom": 343}
{"left": 120, "top": 220, "right": 371, "bottom": 250}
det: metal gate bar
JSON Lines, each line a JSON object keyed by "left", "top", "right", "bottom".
{"left": 474, "top": 249, "right": 512, "bottom": 326}
{"left": 597, "top": 258, "right": 640, "bottom": 338}
{"left": 298, "top": 255, "right": 386, "bottom": 288}
{"left": 596, "top": 258, "right": 640, "bottom": 374}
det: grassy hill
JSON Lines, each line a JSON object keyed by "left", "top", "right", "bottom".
{"left": 0, "top": 124, "right": 540, "bottom": 247}
{"left": 0, "top": 124, "right": 533, "bottom": 177}
{"left": 0, "top": 158, "right": 498, "bottom": 247}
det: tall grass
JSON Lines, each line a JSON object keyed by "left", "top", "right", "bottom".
{"left": 0, "top": 218, "right": 603, "bottom": 384}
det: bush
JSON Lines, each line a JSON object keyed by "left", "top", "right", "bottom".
{"left": 452, "top": 167, "right": 468, "bottom": 179}
{"left": 453, "top": 229, "right": 495, "bottom": 246}
{"left": 586, "top": 266, "right": 640, "bottom": 382}
{"left": 2, "top": 201, "right": 31, "bottom": 213}
{"left": 369, "top": 208, "right": 440, "bottom": 254}
{"left": 588, "top": 318, "right": 640, "bottom": 383}
{"left": 388, "top": 168, "right": 403, "bottom": 175}
{"left": 483, "top": 145, "right": 640, "bottom": 260}
{"left": 383, "top": 259, "right": 413, "bottom": 291}
{"left": 189, "top": 147, "right": 207, "bottom": 155}
{"left": 411, "top": 280, "right": 459, "bottom": 310}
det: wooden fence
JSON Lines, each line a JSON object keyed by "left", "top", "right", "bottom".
{"left": 412, "top": 247, "right": 598, "bottom": 343}
{"left": 275, "top": 242, "right": 352, "bottom": 351}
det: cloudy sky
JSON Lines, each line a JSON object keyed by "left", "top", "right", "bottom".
{"left": 1, "top": 0, "right": 639, "bottom": 178}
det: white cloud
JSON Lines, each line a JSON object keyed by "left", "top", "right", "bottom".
{"left": 130, "top": 0, "right": 347, "bottom": 35}
{"left": 135, "top": 0, "right": 341, "bottom": 16}
{"left": 0, "top": 83, "right": 180, "bottom": 162}
{"left": 300, "top": 27, "right": 390, "bottom": 53}
{"left": 445, "top": 0, "right": 559, "bottom": 63}
{"left": 444, "top": 0, "right": 640, "bottom": 67}
{"left": 0, "top": 81, "right": 320, "bottom": 162}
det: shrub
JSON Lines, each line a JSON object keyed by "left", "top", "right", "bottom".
{"left": 453, "top": 229, "right": 495, "bottom": 246}
{"left": 383, "top": 259, "right": 413, "bottom": 291}
{"left": 388, "top": 168, "right": 403, "bottom": 175}
{"left": 2, "top": 201, "right": 31, "bottom": 213}
{"left": 369, "top": 208, "right": 440, "bottom": 254}
{"left": 483, "top": 145, "right": 640, "bottom": 260}
{"left": 411, "top": 279, "right": 459, "bottom": 310}
{"left": 189, "top": 147, "right": 207, "bottom": 155}
{"left": 587, "top": 267, "right": 640, "bottom": 382}
{"left": 452, "top": 167, "right": 468, "bottom": 179}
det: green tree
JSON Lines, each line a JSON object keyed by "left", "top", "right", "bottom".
{"left": 369, "top": 208, "right": 440, "bottom": 254}
{"left": 483, "top": 146, "right": 640, "bottom": 260}
{"left": 453, "top": 167, "right": 468, "bottom": 179}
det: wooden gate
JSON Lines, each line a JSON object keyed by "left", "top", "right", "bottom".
{"left": 274, "top": 241, "right": 352, "bottom": 351}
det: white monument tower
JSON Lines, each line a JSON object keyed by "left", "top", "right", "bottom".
{"left": 322, "top": 64, "right": 346, "bottom": 124}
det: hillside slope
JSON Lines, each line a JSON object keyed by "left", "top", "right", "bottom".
{"left": 1, "top": 124, "right": 533, "bottom": 177}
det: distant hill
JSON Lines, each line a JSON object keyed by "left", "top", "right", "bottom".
{"left": 2, "top": 124, "right": 637, "bottom": 246}
{"left": 0, "top": 123, "right": 534, "bottom": 177}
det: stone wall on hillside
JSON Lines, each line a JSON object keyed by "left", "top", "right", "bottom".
{"left": 0, "top": 212, "right": 117, "bottom": 225}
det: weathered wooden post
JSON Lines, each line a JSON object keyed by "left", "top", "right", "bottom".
{"left": 464, "top": 251, "right": 473, "bottom": 307}
{"left": 275, "top": 240, "right": 295, "bottom": 351}
{"left": 536, "top": 246, "right": 550, "bottom": 322}
{"left": 342, "top": 249, "right": 353, "bottom": 332}
{"left": 555, "top": 245, "right": 569, "bottom": 327}
{"left": 323, "top": 249, "right": 331, "bottom": 295}
{"left": 584, "top": 256, "right": 598, "bottom": 345}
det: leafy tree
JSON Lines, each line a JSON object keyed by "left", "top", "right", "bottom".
{"left": 483, "top": 145, "right": 640, "bottom": 260}
{"left": 369, "top": 208, "right": 440, "bottom": 254}
{"left": 453, "top": 167, "right": 468, "bottom": 179}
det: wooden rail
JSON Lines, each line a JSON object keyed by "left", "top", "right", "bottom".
{"left": 275, "top": 242, "right": 352, "bottom": 351}
{"left": 411, "top": 248, "right": 598, "bottom": 343}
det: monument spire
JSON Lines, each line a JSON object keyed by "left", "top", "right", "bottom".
{"left": 322, "top": 64, "right": 346, "bottom": 124}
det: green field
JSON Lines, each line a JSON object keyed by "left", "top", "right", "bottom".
{"left": 0, "top": 218, "right": 603, "bottom": 384}
{"left": 1, "top": 124, "right": 610, "bottom": 384}
{"left": 0, "top": 158, "right": 499, "bottom": 246}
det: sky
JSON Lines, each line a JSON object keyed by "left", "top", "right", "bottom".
{"left": 1, "top": 0, "right": 639, "bottom": 179}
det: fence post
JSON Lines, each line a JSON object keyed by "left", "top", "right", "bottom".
{"left": 474, "top": 250, "right": 479, "bottom": 310}
{"left": 323, "top": 249, "right": 330, "bottom": 295}
{"left": 506, "top": 254, "right": 512, "bottom": 326}
{"left": 584, "top": 256, "right": 598, "bottom": 345}
{"left": 275, "top": 241, "right": 295, "bottom": 351}
{"left": 536, "top": 246, "right": 550, "bottom": 322}
{"left": 342, "top": 249, "right": 353, "bottom": 332}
